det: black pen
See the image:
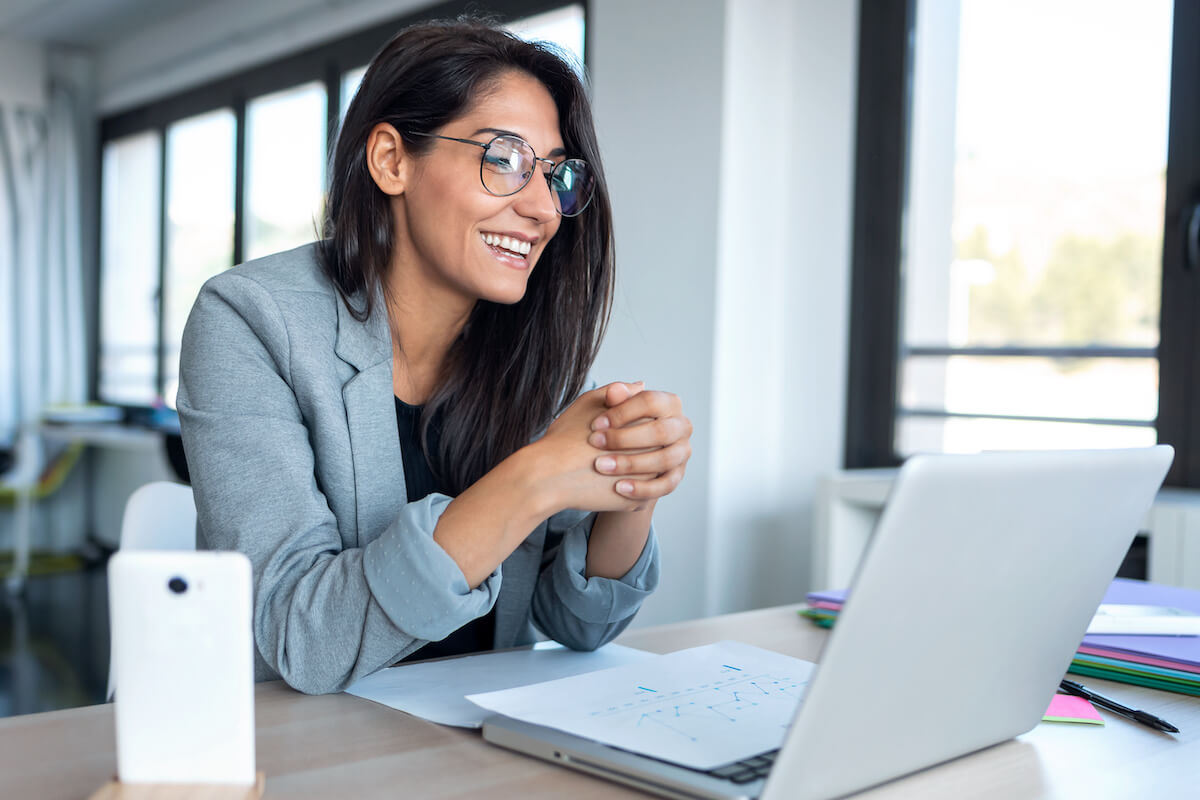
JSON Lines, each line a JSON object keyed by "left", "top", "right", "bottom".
{"left": 1059, "top": 679, "right": 1180, "bottom": 733}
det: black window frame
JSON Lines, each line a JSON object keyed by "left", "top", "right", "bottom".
{"left": 91, "top": 0, "right": 588, "bottom": 411}
{"left": 844, "top": 0, "right": 1200, "bottom": 489}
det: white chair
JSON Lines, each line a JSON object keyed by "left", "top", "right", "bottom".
{"left": 118, "top": 480, "right": 197, "bottom": 551}
{"left": 108, "top": 481, "right": 197, "bottom": 699}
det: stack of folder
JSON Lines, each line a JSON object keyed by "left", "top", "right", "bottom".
{"left": 802, "top": 578, "right": 1200, "bottom": 696}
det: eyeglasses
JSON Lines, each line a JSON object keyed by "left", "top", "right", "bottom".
{"left": 408, "top": 131, "right": 595, "bottom": 217}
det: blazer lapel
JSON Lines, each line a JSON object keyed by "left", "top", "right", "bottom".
{"left": 336, "top": 291, "right": 406, "bottom": 545}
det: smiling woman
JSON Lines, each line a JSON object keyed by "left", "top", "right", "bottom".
{"left": 373, "top": 71, "right": 569, "bottom": 312}
{"left": 175, "top": 18, "right": 692, "bottom": 694}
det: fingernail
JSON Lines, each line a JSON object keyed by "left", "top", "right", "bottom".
{"left": 617, "top": 481, "right": 634, "bottom": 494}
{"left": 592, "top": 416, "right": 611, "bottom": 431}
{"left": 590, "top": 432, "right": 607, "bottom": 448}
{"left": 596, "top": 456, "right": 616, "bottom": 473}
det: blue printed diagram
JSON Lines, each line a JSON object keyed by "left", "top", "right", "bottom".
{"left": 586, "top": 663, "right": 810, "bottom": 744}
{"left": 465, "top": 641, "right": 817, "bottom": 769}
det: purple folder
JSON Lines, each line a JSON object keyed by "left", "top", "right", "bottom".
{"left": 807, "top": 578, "right": 1200, "bottom": 668}
{"left": 806, "top": 588, "right": 847, "bottom": 606}
{"left": 1082, "top": 578, "right": 1200, "bottom": 668}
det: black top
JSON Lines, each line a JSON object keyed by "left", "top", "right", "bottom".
{"left": 394, "top": 397, "right": 496, "bottom": 662}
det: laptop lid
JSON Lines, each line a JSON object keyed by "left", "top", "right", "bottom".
{"left": 483, "top": 446, "right": 1172, "bottom": 800}
{"left": 763, "top": 445, "right": 1173, "bottom": 800}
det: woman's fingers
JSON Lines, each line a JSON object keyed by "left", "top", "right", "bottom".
{"left": 589, "top": 414, "right": 692, "bottom": 451}
{"left": 604, "top": 381, "right": 644, "bottom": 408}
{"left": 592, "top": 390, "right": 679, "bottom": 432}
{"left": 594, "top": 440, "right": 691, "bottom": 476}
{"left": 613, "top": 465, "right": 687, "bottom": 500}
{"left": 542, "top": 383, "right": 690, "bottom": 508}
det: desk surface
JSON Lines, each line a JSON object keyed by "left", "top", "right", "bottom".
{"left": 3, "top": 605, "right": 1199, "bottom": 799}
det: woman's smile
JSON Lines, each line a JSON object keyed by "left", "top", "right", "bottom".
{"left": 480, "top": 231, "right": 536, "bottom": 269}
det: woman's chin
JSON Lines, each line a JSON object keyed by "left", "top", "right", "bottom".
{"left": 480, "top": 279, "right": 531, "bottom": 306}
{"left": 487, "top": 290, "right": 529, "bottom": 306}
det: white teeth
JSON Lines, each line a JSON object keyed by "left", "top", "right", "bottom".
{"left": 480, "top": 233, "right": 532, "bottom": 256}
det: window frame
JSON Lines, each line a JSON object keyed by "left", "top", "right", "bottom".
{"left": 844, "top": 0, "right": 1200, "bottom": 488}
{"left": 92, "top": 0, "right": 587, "bottom": 410}
{"left": 1158, "top": 0, "right": 1200, "bottom": 487}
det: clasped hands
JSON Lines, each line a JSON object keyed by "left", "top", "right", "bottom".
{"left": 539, "top": 381, "right": 692, "bottom": 513}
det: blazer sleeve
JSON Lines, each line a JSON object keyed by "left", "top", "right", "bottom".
{"left": 530, "top": 511, "right": 661, "bottom": 651}
{"left": 177, "top": 274, "right": 498, "bottom": 695}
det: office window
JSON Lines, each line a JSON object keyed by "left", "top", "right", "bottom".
{"left": 99, "top": 131, "right": 161, "bottom": 406}
{"left": 845, "top": 0, "right": 1200, "bottom": 487}
{"left": 162, "top": 109, "right": 235, "bottom": 407}
{"left": 510, "top": 3, "right": 585, "bottom": 69}
{"left": 896, "top": 0, "right": 1170, "bottom": 455}
{"left": 340, "top": 67, "right": 366, "bottom": 121}
{"left": 245, "top": 82, "right": 328, "bottom": 261}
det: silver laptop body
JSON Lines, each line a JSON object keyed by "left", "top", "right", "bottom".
{"left": 483, "top": 446, "right": 1174, "bottom": 800}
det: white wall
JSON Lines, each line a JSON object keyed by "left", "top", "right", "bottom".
{"left": 0, "top": 37, "right": 46, "bottom": 108}
{"left": 87, "top": 0, "right": 860, "bottom": 623}
{"left": 709, "top": 0, "right": 858, "bottom": 615}
{"left": 589, "top": 0, "right": 725, "bottom": 626}
{"left": 593, "top": 0, "right": 858, "bottom": 623}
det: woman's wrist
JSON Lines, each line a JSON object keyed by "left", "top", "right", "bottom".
{"left": 586, "top": 505, "right": 655, "bottom": 579}
{"left": 432, "top": 441, "right": 565, "bottom": 587}
{"left": 507, "top": 439, "right": 568, "bottom": 521}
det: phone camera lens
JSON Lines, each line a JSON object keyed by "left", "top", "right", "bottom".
{"left": 167, "top": 577, "right": 188, "bottom": 594}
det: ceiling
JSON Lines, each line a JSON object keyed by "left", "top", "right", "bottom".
{"left": 0, "top": 0, "right": 215, "bottom": 47}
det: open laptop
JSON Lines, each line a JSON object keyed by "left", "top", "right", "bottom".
{"left": 482, "top": 446, "right": 1174, "bottom": 800}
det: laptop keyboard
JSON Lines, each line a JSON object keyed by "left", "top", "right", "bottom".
{"left": 704, "top": 750, "right": 778, "bottom": 784}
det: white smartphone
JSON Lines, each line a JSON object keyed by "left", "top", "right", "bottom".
{"left": 108, "top": 550, "right": 256, "bottom": 785}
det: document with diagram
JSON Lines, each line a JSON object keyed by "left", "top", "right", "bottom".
{"left": 467, "top": 640, "right": 817, "bottom": 769}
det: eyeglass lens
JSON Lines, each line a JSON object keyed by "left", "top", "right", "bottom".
{"left": 481, "top": 136, "right": 595, "bottom": 217}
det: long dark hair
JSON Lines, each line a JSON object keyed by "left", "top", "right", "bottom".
{"left": 320, "top": 18, "right": 614, "bottom": 496}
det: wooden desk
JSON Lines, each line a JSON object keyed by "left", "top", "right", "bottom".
{"left": 2, "top": 605, "right": 1199, "bottom": 799}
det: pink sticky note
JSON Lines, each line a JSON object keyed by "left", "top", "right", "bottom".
{"left": 1043, "top": 694, "right": 1104, "bottom": 725}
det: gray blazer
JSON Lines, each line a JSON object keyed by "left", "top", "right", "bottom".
{"left": 177, "top": 243, "right": 659, "bottom": 694}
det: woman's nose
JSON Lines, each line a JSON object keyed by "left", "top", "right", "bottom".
{"left": 513, "top": 169, "right": 559, "bottom": 222}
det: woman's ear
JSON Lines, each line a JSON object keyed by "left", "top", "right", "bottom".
{"left": 365, "top": 122, "right": 409, "bottom": 196}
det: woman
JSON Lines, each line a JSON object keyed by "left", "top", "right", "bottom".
{"left": 178, "top": 19, "right": 691, "bottom": 694}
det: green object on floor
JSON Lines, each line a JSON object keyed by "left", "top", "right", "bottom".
{"left": 0, "top": 551, "right": 85, "bottom": 577}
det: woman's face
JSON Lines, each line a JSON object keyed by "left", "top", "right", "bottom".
{"left": 392, "top": 70, "right": 565, "bottom": 308}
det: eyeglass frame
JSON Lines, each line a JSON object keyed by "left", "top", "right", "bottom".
{"left": 406, "top": 130, "right": 593, "bottom": 217}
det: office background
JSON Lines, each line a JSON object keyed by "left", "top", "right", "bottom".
{"left": 1, "top": 0, "right": 1197, "bottom": 716}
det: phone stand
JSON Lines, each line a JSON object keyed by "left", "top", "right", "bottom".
{"left": 88, "top": 772, "right": 266, "bottom": 799}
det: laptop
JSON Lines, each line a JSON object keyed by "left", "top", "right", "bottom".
{"left": 482, "top": 446, "right": 1174, "bottom": 800}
